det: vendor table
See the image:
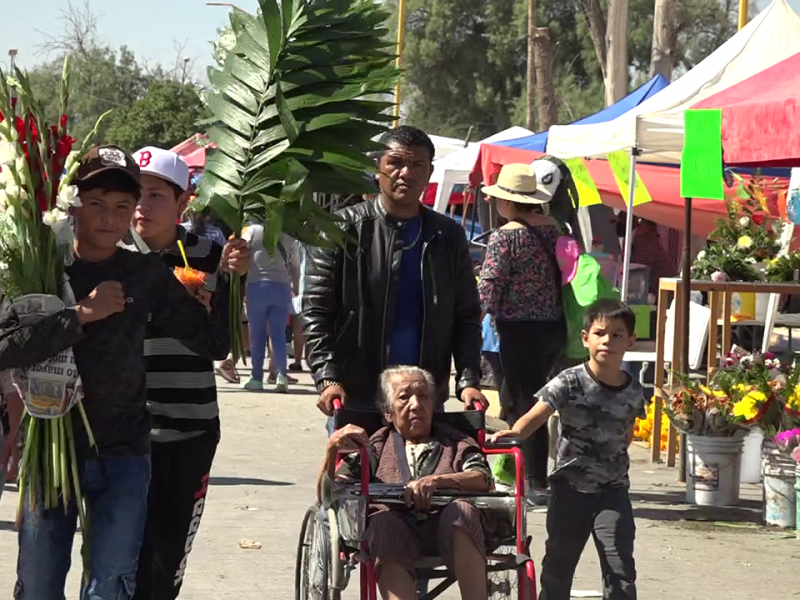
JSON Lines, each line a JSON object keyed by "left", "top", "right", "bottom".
{"left": 651, "top": 279, "right": 800, "bottom": 467}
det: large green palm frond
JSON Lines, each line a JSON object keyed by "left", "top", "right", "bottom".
{"left": 196, "top": 0, "right": 399, "bottom": 252}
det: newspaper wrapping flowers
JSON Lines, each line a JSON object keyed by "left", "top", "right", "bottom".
{"left": 0, "top": 58, "right": 110, "bottom": 540}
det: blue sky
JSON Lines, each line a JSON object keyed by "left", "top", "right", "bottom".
{"left": 4, "top": 0, "right": 797, "bottom": 76}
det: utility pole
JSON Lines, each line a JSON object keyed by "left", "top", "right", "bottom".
{"left": 525, "top": 0, "right": 536, "bottom": 130}
{"left": 738, "top": 0, "right": 749, "bottom": 30}
{"left": 393, "top": 0, "right": 406, "bottom": 127}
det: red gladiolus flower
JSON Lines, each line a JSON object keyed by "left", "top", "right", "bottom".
{"left": 752, "top": 213, "right": 765, "bottom": 225}
{"left": 60, "top": 114, "right": 68, "bottom": 130}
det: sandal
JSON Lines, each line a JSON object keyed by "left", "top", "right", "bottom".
{"left": 215, "top": 359, "right": 240, "bottom": 384}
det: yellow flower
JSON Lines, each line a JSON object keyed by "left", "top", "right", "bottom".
{"left": 787, "top": 384, "right": 800, "bottom": 411}
{"left": 701, "top": 386, "right": 727, "bottom": 398}
{"left": 737, "top": 235, "right": 753, "bottom": 249}
{"left": 732, "top": 390, "right": 766, "bottom": 421}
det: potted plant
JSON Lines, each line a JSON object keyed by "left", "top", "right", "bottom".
{"left": 715, "top": 349, "right": 800, "bottom": 527}
{"left": 663, "top": 374, "right": 747, "bottom": 507}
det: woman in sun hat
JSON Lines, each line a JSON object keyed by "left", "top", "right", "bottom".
{"left": 478, "top": 161, "right": 567, "bottom": 503}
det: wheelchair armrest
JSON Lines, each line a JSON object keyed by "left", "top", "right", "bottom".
{"left": 483, "top": 438, "right": 522, "bottom": 450}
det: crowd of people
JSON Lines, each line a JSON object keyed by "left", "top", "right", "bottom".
{"left": 0, "top": 125, "right": 647, "bottom": 600}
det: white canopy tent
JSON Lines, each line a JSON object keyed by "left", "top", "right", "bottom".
{"left": 546, "top": 0, "right": 800, "bottom": 165}
{"left": 429, "top": 134, "right": 472, "bottom": 160}
{"left": 432, "top": 126, "right": 533, "bottom": 214}
{"left": 545, "top": 0, "right": 800, "bottom": 299}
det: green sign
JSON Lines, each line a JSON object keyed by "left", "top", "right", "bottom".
{"left": 681, "top": 109, "right": 724, "bottom": 200}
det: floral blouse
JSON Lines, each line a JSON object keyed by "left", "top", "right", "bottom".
{"left": 478, "top": 224, "right": 562, "bottom": 321}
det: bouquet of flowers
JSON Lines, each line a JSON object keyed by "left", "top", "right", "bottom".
{"left": 691, "top": 172, "right": 783, "bottom": 281}
{"left": 712, "top": 349, "right": 800, "bottom": 439}
{"left": 772, "top": 428, "right": 800, "bottom": 463}
{"left": 662, "top": 374, "right": 745, "bottom": 437}
{"left": 0, "top": 59, "right": 108, "bottom": 529}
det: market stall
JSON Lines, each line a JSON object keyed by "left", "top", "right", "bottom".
{"left": 431, "top": 126, "right": 532, "bottom": 214}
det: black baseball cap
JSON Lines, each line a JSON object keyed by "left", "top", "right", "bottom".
{"left": 74, "top": 145, "right": 141, "bottom": 190}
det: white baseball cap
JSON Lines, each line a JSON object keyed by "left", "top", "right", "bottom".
{"left": 132, "top": 146, "right": 190, "bottom": 191}
{"left": 530, "top": 159, "right": 562, "bottom": 201}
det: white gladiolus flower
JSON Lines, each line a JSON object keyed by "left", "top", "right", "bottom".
{"left": 43, "top": 208, "right": 67, "bottom": 227}
{"left": 696, "top": 250, "right": 706, "bottom": 261}
{"left": 739, "top": 216, "right": 750, "bottom": 227}
{"left": 4, "top": 183, "right": 26, "bottom": 202}
{"left": 0, "top": 166, "right": 15, "bottom": 186}
{"left": 0, "top": 140, "right": 17, "bottom": 166}
{"left": 57, "top": 185, "right": 81, "bottom": 210}
{"left": 43, "top": 208, "right": 73, "bottom": 244}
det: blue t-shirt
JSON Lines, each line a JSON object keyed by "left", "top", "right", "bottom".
{"left": 388, "top": 216, "right": 424, "bottom": 366}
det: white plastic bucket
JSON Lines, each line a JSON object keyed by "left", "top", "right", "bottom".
{"left": 740, "top": 429, "right": 764, "bottom": 484}
{"left": 686, "top": 435, "right": 743, "bottom": 507}
{"left": 762, "top": 442, "right": 797, "bottom": 528}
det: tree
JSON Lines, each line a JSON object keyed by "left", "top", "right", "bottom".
{"left": 650, "top": 0, "right": 677, "bottom": 80}
{"left": 25, "top": 0, "right": 206, "bottom": 147}
{"left": 388, "top": 0, "right": 739, "bottom": 137}
{"left": 104, "top": 81, "right": 208, "bottom": 152}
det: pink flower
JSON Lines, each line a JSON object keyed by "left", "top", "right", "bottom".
{"left": 711, "top": 271, "right": 729, "bottom": 282}
{"left": 764, "top": 351, "right": 776, "bottom": 360}
{"left": 793, "top": 446, "right": 800, "bottom": 463}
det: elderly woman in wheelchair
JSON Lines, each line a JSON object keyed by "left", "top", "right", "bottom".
{"left": 319, "top": 366, "right": 493, "bottom": 600}
{"left": 298, "top": 365, "right": 537, "bottom": 600}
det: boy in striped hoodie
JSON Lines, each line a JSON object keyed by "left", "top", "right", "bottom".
{"left": 121, "top": 147, "right": 249, "bottom": 600}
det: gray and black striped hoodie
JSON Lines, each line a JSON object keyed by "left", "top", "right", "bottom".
{"left": 120, "top": 226, "right": 231, "bottom": 444}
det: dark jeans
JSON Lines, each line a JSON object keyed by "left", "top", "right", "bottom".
{"left": 135, "top": 431, "right": 219, "bottom": 600}
{"left": 540, "top": 481, "right": 637, "bottom": 600}
{"left": 496, "top": 319, "right": 565, "bottom": 487}
{"left": 15, "top": 455, "right": 151, "bottom": 600}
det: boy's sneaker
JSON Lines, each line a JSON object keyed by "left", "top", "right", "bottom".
{"left": 526, "top": 487, "right": 550, "bottom": 507}
{"left": 242, "top": 378, "right": 263, "bottom": 391}
{"left": 275, "top": 373, "right": 289, "bottom": 393}
{"left": 267, "top": 374, "right": 298, "bottom": 385}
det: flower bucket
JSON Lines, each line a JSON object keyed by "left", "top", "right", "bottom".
{"left": 7, "top": 294, "right": 83, "bottom": 419}
{"left": 740, "top": 429, "right": 764, "bottom": 484}
{"left": 795, "top": 464, "right": 800, "bottom": 540}
{"left": 762, "top": 441, "right": 797, "bottom": 528}
{"left": 685, "top": 435, "right": 743, "bottom": 507}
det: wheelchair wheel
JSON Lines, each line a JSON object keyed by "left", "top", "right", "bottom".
{"left": 295, "top": 506, "right": 334, "bottom": 600}
{"left": 487, "top": 545, "right": 518, "bottom": 599}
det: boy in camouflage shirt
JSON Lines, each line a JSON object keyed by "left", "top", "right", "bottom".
{"left": 492, "top": 299, "right": 645, "bottom": 600}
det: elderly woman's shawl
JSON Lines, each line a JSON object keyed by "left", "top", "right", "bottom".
{"left": 336, "top": 423, "right": 492, "bottom": 488}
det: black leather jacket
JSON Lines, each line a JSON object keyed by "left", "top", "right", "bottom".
{"left": 303, "top": 197, "right": 482, "bottom": 408}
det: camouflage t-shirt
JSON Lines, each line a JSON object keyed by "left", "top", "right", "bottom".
{"left": 538, "top": 363, "right": 646, "bottom": 493}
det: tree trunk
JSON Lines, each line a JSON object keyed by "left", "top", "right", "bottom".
{"left": 605, "top": 0, "right": 629, "bottom": 106}
{"left": 578, "top": 0, "right": 607, "bottom": 82}
{"left": 526, "top": 0, "right": 537, "bottom": 130}
{"left": 650, "top": 0, "right": 676, "bottom": 81}
{"left": 533, "top": 28, "right": 558, "bottom": 130}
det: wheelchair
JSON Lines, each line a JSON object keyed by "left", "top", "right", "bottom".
{"left": 295, "top": 402, "right": 537, "bottom": 600}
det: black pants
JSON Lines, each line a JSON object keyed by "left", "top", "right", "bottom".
{"left": 540, "top": 481, "right": 637, "bottom": 600}
{"left": 482, "top": 351, "right": 504, "bottom": 394}
{"left": 134, "top": 430, "right": 219, "bottom": 600}
{"left": 496, "top": 319, "right": 564, "bottom": 487}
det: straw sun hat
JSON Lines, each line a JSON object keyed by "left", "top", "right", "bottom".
{"left": 482, "top": 162, "right": 557, "bottom": 204}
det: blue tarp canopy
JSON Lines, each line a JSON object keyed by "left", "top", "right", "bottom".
{"left": 496, "top": 75, "right": 670, "bottom": 153}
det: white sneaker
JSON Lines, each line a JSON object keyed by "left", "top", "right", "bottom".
{"left": 275, "top": 373, "right": 288, "bottom": 393}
